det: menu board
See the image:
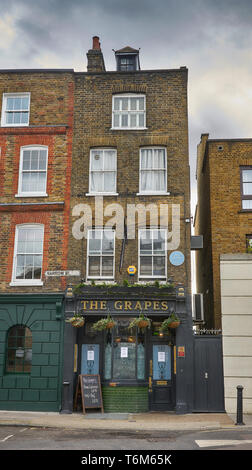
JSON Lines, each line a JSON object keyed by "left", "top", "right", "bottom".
{"left": 75, "top": 374, "right": 104, "bottom": 414}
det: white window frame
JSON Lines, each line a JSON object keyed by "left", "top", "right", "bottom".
{"left": 16, "top": 145, "right": 48, "bottom": 197}
{"left": 87, "top": 148, "right": 118, "bottom": 196}
{"left": 10, "top": 224, "right": 44, "bottom": 286}
{"left": 138, "top": 147, "right": 168, "bottom": 195}
{"left": 111, "top": 94, "right": 146, "bottom": 130}
{"left": 138, "top": 228, "right": 167, "bottom": 279}
{"left": 1, "top": 92, "right": 30, "bottom": 127}
{"left": 87, "top": 229, "right": 115, "bottom": 280}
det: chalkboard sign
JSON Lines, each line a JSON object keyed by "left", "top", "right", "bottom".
{"left": 75, "top": 374, "right": 104, "bottom": 414}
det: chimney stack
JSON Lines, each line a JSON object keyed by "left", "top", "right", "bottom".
{"left": 87, "top": 36, "right": 106, "bottom": 72}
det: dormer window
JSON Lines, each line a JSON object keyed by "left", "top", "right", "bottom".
{"left": 114, "top": 46, "right": 140, "bottom": 72}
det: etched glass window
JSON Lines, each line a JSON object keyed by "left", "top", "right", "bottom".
{"left": 6, "top": 325, "right": 32, "bottom": 373}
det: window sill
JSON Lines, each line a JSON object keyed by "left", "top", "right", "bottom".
{"left": 110, "top": 127, "right": 148, "bottom": 131}
{"left": 1, "top": 123, "right": 29, "bottom": 128}
{"left": 15, "top": 193, "right": 48, "bottom": 198}
{"left": 85, "top": 193, "right": 119, "bottom": 197}
{"left": 136, "top": 192, "right": 170, "bottom": 196}
{"left": 10, "top": 281, "right": 43, "bottom": 287}
{"left": 238, "top": 210, "right": 252, "bottom": 213}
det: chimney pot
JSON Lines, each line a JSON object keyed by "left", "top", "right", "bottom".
{"left": 92, "top": 36, "right": 100, "bottom": 50}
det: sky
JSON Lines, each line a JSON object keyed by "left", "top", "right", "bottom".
{"left": 1, "top": 0, "right": 252, "bottom": 216}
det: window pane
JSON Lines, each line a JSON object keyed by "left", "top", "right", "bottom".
{"left": 153, "top": 256, "right": 166, "bottom": 276}
{"left": 140, "top": 256, "right": 152, "bottom": 276}
{"left": 104, "top": 172, "right": 116, "bottom": 191}
{"left": 21, "top": 173, "right": 30, "bottom": 192}
{"left": 22, "top": 151, "right": 31, "bottom": 170}
{"left": 39, "top": 150, "right": 47, "bottom": 170}
{"left": 138, "top": 97, "right": 144, "bottom": 110}
{"left": 89, "top": 237, "right": 101, "bottom": 254}
{"left": 130, "top": 98, "right": 137, "bottom": 110}
{"left": 242, "top": 200, "right": 252, "bottom": 209}
{"left": 121, "top": 98, "right": 128, "bottom": 110}
{"left": 121, "top": 114, "right": 128, "bottom": 127}
{"left": 113, "top": 98, "right": 120, "bottom": 111}
{"left": 243, "top": 183, "right": 252, "bottom": 195}
{"left": 88, "top": 256, "right": 100, "bottom": 276}
{"left": 14, "top": 112, "right": 21, "bottom": 124}
{"left": 91, "top": 151, "right": 103, "bottom": 170}
{"left": 101, "top": 256, "right": 113, "bottom": 277}
{"left": 113, "top": 342, "right": 136, "bottom": 379}
{"left": 140, "top": 231, "right": 152, "bottom": 253}
{"left": 6, "top": 98, "right": 14, "bottom": 110}
{"left": 138, "top": 113, "right": 144, "bottom": 127}
{"left": 6, "top": 113, "right": 14, "bottom": 124}
{"left": 31, "top": 150, "right": 39, "bottom": 170}
{"left": 37, "top": 172, "right": 46, "bottom": 192}
{"left": 21, "top": 96, "right": 29, "bottom": 110}
{"left": 14, "top": 97, "right": 22, "bottom": 110}
{"left": 130, "top": 114, "right": 137, "bottom": 127}
{"left": 104, "top": 151, "right": 116, "bottom": 170}
{"left": 153, "top": 230, "right": 165, "bottom": 253}
{"left": 242, "top": 169, "right": 252, "bottom": 182}
{"left": 21, "top": 112, "right": 28, "bottom": 124}
{"left": 102, "top": 231, "right": 114, "bottom": 253}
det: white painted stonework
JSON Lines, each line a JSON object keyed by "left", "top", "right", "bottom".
{"left": 220, "top": 254, "right": 252, "bottom": 414}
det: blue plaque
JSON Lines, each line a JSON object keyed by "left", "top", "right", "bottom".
{"left": 169, "top": 251, "right": 185, "bottom": 266}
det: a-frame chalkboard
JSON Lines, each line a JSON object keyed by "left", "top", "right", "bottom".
{"left": 74, "top": 374, "right": 104, "bottom": 414}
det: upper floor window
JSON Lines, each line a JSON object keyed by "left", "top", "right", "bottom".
{"left": 139, "top": 229, "right": 167, "bottom": 279}
{"left": 112, "top": 94, "right": 146, "bottom": 129}
{"left": 11, "top": 224, "right": 44, "bottom": 286}
{"left": 1, "top": 93, "right": 30, "bottom": 127}
{"left": 17, "top": 146, "right": 48, "bottom": 197}
{"left": 87, "top": 229, "right": 115, "bottom": 279}
{"left": 89, "top": 148, "right": 117, "bottom": 194}
{"left": 241, "top": 167, "right": 252, "bottom": 210}
{"left": 117, "top": 55, "right": 137, "bottom": 71}
{"left": 5, "top": 325, "right": 32, "bottom": 374}
{"left": 139, "top": 147, "right": 167, "bottom": 194}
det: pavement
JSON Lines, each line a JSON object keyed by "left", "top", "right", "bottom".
{"left": 0, "top": 409, "right": 251, "bottom": 432}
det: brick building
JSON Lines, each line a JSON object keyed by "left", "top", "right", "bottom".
{"left": 194, "top": 133, "right": 252, "bottom": 328}
{"left": 0, "top": 69, "right": 74, "bottom": 410}
{"left": 62, "top": 38, "right": 194, "bottom": 414}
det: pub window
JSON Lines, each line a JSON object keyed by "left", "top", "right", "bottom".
{"left": 5, "top": 325, "right": 32, "bottom": 374}
{"left": 241, "top": 166, "right": 252, "bottom": 210}
{"left": 104, "top": 319, "right": 145, "bottom": 381}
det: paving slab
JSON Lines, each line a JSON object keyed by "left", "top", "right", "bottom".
{"left": 0, "top": 410, "right": 238, "bottom": 432}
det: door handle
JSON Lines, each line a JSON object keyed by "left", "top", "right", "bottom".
{"left": 205, "top": 372, "right": 208, "bottom": 379}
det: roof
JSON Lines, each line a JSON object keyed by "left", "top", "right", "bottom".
{"left": 114, "top": 46, "right": 139, "bottom": 54}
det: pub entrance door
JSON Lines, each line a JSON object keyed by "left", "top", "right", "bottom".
{"left": 148, "top": 332, "right": 176, "bottom": 411}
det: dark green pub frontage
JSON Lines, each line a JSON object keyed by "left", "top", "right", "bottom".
{"left": 62, "top": 284, "right": 194, "bottom": 414}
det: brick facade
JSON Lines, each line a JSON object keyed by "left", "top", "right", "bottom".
{"left": 0, "top": 71, "right": 74, "bottom": 293}
{"left": 195, "top": 134, "right": 252, "bottom": 328}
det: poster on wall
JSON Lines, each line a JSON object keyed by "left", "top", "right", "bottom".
{"left": 120, "top": 347, "right": 128, "bottom": 358}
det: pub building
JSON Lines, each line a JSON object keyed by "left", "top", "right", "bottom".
{"left": 61, "top": 37, "right": 194, "bottom": 415}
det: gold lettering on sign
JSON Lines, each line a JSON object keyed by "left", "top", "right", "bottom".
{"left": 115, "top": 300, "right": 123, "bottom": 310}
{"left": 81, "top": 300, "right": 88, "bottom": 310}
{"left": 124, "top": 301, "right": 132, "bottom": 310}
{"left": 100, "top": 300, "right": 107, "bottom": 310}
{"left": 144, "top": 301, "right": 152, "bottom": 310}
{"left": 161, "top": 301, "right": 168, "bottom": 310}
{"left": 153, "top": 301, "right": 160, "bottom": 310}
{"left": 134, "top": 301, "right": 142, "bottom": 310}
{"left": 90, "top": 301, "right": 98, "bottom": 310}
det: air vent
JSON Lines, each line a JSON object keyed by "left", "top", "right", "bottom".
{"left": 218, "top": 145, "right": 223, "bottom": 151}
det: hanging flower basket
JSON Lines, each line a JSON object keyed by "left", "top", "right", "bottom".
{"left": 159, "top": 314, "right": 180, "bottom": 332}
{"left": 129, "top": 314, "right": 151, "bottom": 330}
{"left": 92, "top": 314, "right": 116, "bottom": 331}
{"left": 65, "top": 315, "right": 85, "bottom": 328}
